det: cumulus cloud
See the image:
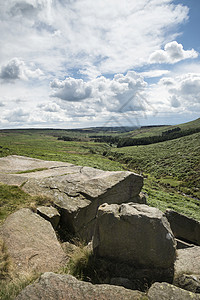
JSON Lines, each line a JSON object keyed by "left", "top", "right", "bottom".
{"left": 51, "top": 71, "right": 147, "bottom": 114}
{"left": 169, "top": 73, "right": 200, "bottom": 103}
{"left": 0, "top": 58, "right": 43, "bottom": 82}
{"left": 50, "top": 77, "right": 93, "bottom": 101}
{"left": 149, "top": 41, "right": 198, "bottom": 64}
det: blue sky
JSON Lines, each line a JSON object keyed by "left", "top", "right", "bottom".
{"left": 0, "top": 0, "right": 200, "bottom": 129}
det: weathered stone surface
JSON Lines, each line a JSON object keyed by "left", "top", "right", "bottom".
{"left": 175, "top": 246, "right": 200, "bottom": 276}
{"left": 0, "top": 208, "right": 66, "bottom": 274}
{"left": 174, "top": 246, "right": 200, "bottom": 293}
{"left": 174, "top": 274, "right": 200, "bottom": 294}
{"left": 37, "top": 206, "right": 60, "bottom": 229}
{"left": 0, "top": 155, "right": 144, "bottom": 241}
{"left": 147, "top": 282, "right": 200, "bottom": 299}
{"left": 15, "top": 272, "right": 146, "bottom": 300}
{"left": 93, "top": 203, "right": 176, "bottom": 271}
{"left": 165, "top": 210, "right": 200, "bottom": 245}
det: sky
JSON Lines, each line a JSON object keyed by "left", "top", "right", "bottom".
{"left": 0, "top": 0, "right": 200, "bottom": 129}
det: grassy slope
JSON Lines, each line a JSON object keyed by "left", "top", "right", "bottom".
{"left": 123, "top": 117, "right": 200, "bottom": 138}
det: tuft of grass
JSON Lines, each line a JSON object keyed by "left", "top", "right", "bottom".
{"left": 62, "top": 241, "right": 94, "bottom": 282}
{"left": 0, "top": 238, "right": 10, "bottom": 280}
{"left": 0, "top": 183, "right": 54, "bottom": 224}
{"left": 0, "top": 272, "right": 38, "bottom": 300}
{"left": 14, "top": 168, "right": 48, "bottom": 174}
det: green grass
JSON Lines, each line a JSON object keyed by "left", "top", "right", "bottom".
{"left": 107, "top": 132, "right": 200, "bottom": 198}
{"left": 0, "top": 183, "right": 54, "bottom": 225}
{"left": 0, "top": 273, "right": 38, "bottom": 300}
{"left": 143, "top": 176, "right": 200, "bottom": 221}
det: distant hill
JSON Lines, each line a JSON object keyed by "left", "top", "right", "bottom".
{"left": 122, "top": 118, "right": 200, "bottom": 139}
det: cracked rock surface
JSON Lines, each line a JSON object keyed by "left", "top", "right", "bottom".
{"left": 0, "top": 155, "right": 144, "bottom": 241}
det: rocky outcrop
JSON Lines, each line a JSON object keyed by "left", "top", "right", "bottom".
{"left": 165, "top": 210, "right": 200, "bottom": 245}
{"left": 0, "top": 208, "right": 66, "bottom": 274}
{"left": 147, "top": 282, "right": 200, "bottom": 299}
{"left": 0, "top": 155, "right": 144, "bottom": 241}
{"left": 37, "top": 206, "right": 60, "bottom": 229}
{"left": 15, "top": 272, "right": 146, "bottom": 300}
{"left": 93, "top": 203, "right": 176, "bottom": 281}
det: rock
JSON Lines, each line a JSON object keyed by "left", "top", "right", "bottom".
{"left": 147, "top": 282, "right": 200, "bottom": 299}
{"left": 174, "top": 274, "right": 200, "bottom": 294}
{"left": 165, "top": 210, "right": 200, "bottom": 245}
{"left": 174, "top": 246, "right": 200, "bottom": 292}
{"left": 93, "top": 203, "right": 176, "bottom": 280}
{"left": 0, "top": 208, "right": 66, "bottom": 274}
{"left": 175, "top": 246, "right": 200, "bottom": 276}
{"left": 0, "top": 155, "right": 144, "bottom": 241}
{"left": 15, "top": 272, "right": 146, "bottom": 300}
{"left": 37, "top": 206, "right": 60, "bottom": 229}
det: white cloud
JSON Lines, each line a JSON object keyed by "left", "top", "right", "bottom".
{"left": 148, "top": 72, "right": 200, "bottom": 115}
{"left": 149, "top": 41, "right": 198, "bottom": 64}
{"left": 0, "top": 1, "right": 189, "bottom": 76}
{"left": 38, "top": 102, "right": 61, "bottom": 112}
{"left": 50, "top": 77, "right": 93, "bottom": 101}
{"left": 0, "top": 58, "right": 43, "bottom": 81}
{"left": 51, "top": 71, "right": 147, "bottom": 113}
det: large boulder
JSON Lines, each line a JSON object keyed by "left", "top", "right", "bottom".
{"left": 147, "top": 282, "right": 200, "bottom": 300}
{"left": 165, "top": 210, "right": 200, "bottom": 245}
{"left": 93, "top": 203, "right": 176, "bottom": 281}
{"left": 15, "top": 272, "right": 146, "bottom": 300}
{"left": 0, "top": 155, "right": 144, "bottom": 241}
{"left": 0, "top": 208, "right": 66, "bottom": 274}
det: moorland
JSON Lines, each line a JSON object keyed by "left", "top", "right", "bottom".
{"left": 0, "top": 117, "right": 200, "bottom": 223}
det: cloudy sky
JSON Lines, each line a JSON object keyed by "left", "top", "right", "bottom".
{"left": 0, "top": 0, "right": 200, "bottom": 129}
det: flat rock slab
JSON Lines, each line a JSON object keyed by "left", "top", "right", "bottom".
{"left": 0, "top": 208, "right": 66, "bottom": 274}
{"left": 147, "top": 282, "right": 200, "bottom": 300}
{"left": 93, "top": 203, "right": 176, "bottom": 272}
{"left": 15, "top": 272, "right": 146, "bottom": 300}
{"left": 0, "top": 155, "right": 144, "bottom": 241}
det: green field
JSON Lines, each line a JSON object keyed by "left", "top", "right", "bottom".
{"left": 0, "top": 118, "right": 199, "bottom": 222}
